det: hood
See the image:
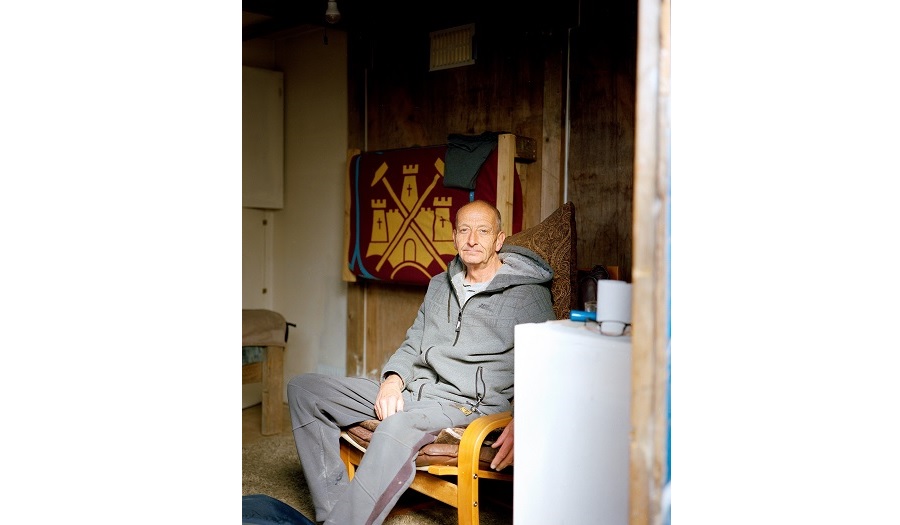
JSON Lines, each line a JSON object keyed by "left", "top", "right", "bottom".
{"left": 447, "top": 244, "right": 553, "bottom": 295}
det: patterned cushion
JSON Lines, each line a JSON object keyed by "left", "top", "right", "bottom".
{"left": 503, "top": 202, "right": 578, "bottom": 320}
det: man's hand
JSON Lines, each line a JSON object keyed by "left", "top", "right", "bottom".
{"left": 375, "top": 374, "right": 405, "bottom": 420}
{"left": 490, "top": 418, "right": 514, "bottom": 471}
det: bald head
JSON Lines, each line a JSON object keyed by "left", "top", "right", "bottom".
{"left": 455, "top": 200, "right": 501, "bottom": 232}
{"left": 453, "top": 200, "right": 506, "bottom": 280}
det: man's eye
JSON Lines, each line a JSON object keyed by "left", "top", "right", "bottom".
{"left": 478, "top": 229, "right": 489, "bottom": 235}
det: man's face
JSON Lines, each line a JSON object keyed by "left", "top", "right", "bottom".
{"left": 453, "top": 203, "right": 505, "bottom": 269}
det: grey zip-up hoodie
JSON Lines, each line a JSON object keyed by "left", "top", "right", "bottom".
{"left": 381, "top": 244, "right": 555, "bottom": 415}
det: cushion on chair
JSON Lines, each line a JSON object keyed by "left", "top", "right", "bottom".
{"left": 342, "top": 419, "right": 504, "bottom": 470}
{"left": 503, "top": 201, "right": 578, "bottom": 320}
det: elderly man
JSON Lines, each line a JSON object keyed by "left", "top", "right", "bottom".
{"left": 287, "top": 199, "right": 555, "bottom": 524}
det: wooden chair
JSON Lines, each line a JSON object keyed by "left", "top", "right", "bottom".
{"left": 339, "top": 202, "right": 578, "bottom": 525}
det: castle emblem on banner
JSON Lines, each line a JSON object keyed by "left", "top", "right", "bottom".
{"left": 363, "top": 158, "right": 458, "bottom": 280}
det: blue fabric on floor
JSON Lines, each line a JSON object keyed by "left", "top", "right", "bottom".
{"left": 242, "top": 494, "right": 316, "bottom": 525}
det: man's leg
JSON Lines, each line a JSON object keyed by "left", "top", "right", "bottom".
{"left": 287, "top": 373, "right": 381, "bottom": 522}
{"left": 324, "top": 401, "right": 477, "bottom": 525}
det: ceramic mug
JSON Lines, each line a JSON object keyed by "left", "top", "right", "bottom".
{"left": 596, "top": 280, "right": 632, "bottom": 336}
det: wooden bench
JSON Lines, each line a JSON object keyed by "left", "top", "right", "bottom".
{"left": 242, "top": 309, "right": 293, "bottom": 436}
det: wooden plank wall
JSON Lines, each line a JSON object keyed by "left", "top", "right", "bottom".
{"left": 343, "top": 0, "right": 637, "bottom": 378}
{"left": 568, "top": 1, "right": 638, "bottom": 282}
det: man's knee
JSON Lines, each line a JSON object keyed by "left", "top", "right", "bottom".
{"left": 287, "top": 372, "right": 315, "bottom": 393}
{"left": 287, "top": 373, "right": 330, "bottom": 421}
{"left": 289, "top": 372, "right": 335, "bottom": 398}
{"left": 287, "top": 374, "right": 307, "bottom": 402}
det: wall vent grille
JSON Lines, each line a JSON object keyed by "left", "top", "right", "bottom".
{"left": 429, "top": 24, "right": 475, "bottom": 71}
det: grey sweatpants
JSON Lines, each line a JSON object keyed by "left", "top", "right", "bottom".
{"left": 287, "top": 373, "right": 480, "bottom": 525}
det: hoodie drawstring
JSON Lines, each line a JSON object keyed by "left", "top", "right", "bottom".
{"left": 466, "top": 366, "right": 486, "bottom": 415}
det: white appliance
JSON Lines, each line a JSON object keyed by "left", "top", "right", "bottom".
{"left": 514, "top": 320, "right": 632, "bottom": 525}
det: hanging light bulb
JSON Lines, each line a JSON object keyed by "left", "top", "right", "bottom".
{"left": 324, "top": 1, "right": 341, "bottom": 24}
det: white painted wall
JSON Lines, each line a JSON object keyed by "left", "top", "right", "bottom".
{"left": 243, "top": 28, "right": 349, "bottom": 406}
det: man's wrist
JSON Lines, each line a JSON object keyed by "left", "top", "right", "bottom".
{"left": 382, "top": 373, "right": 403, "bottom": 388}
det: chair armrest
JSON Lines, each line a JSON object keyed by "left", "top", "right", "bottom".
{"left": 453, "top": 410, "right": 514, "bottom": 519}
{"left": 457, "top": 411, "right": 512, "bottom": 468}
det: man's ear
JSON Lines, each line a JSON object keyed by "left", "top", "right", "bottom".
{"left": 495, "top": 231, "right": 506, "bottom": 251}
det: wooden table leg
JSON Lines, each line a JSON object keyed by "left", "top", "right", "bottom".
{"left": 260, "top": 345, "right": 284, "bottom": 435}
